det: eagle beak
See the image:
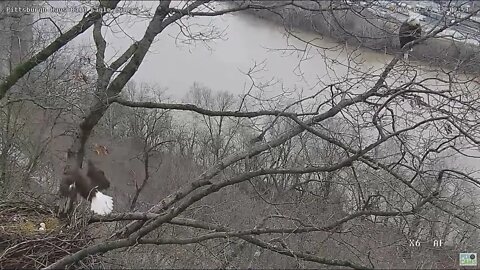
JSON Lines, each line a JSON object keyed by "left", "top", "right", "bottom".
{"left": 69, "top": 183, "right": 76, "bottom": 191}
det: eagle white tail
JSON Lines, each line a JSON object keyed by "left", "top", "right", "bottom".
{"left": 90, "top": 191, "right": 113, "bottom": 215}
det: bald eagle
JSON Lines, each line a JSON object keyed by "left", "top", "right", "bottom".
{"left": 399, "top": 16, "right": 421, "bottom": 60}
{"left": 59, "top": 160, "right": 113, "bottom": 215}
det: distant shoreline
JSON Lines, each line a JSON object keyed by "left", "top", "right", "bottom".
{"left": 233, "top": 2, "right": 480, "bottom": 73}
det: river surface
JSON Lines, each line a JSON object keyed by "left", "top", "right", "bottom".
{"left": 40, "top": 1, "right": 479, "bottom": 175}
{"left": 93, "top": 2, "right": 468, "bottom": 101}
{"left": 36, "top": 1, "right": 457, "bottom": 100}
{"left": 94, "top": 2, "right": 396, "bottom": 99}
{"left": 98, "top": 2, "right": 480, "bottom": 172}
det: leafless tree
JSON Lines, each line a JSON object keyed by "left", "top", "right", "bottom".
{"left": 1, "top": 0, "right": 480, "bottom": 269}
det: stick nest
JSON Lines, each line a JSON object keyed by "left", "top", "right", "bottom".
{"left": 0, "top": 200, "right": 102, "bottom": 269}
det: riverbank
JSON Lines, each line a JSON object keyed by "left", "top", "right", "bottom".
{"left": 235, "top": 1, "right": 480, "bottom": 73}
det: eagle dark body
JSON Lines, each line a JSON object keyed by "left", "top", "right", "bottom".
{"left": 86, "top": 160, "right": 110, "bottom": 190}
{"left": 399, "top": 20, "right": 422, "bottom": 48}
{"left": 60, "top": 160, "right": 110, "bottom": 201}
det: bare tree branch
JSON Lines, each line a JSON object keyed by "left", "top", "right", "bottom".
{"left": 0, "top": 1, "right": 120, "bottom": 100}
{"left": 112, "top": 97, "right": 315, "bottom": 118}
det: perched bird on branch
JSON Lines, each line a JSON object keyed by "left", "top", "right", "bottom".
{"left": 59, "top": 160, "right": 113, "bottom": 215}
{"left": 399, "top": 14, "right": 422, "bottom": 60}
